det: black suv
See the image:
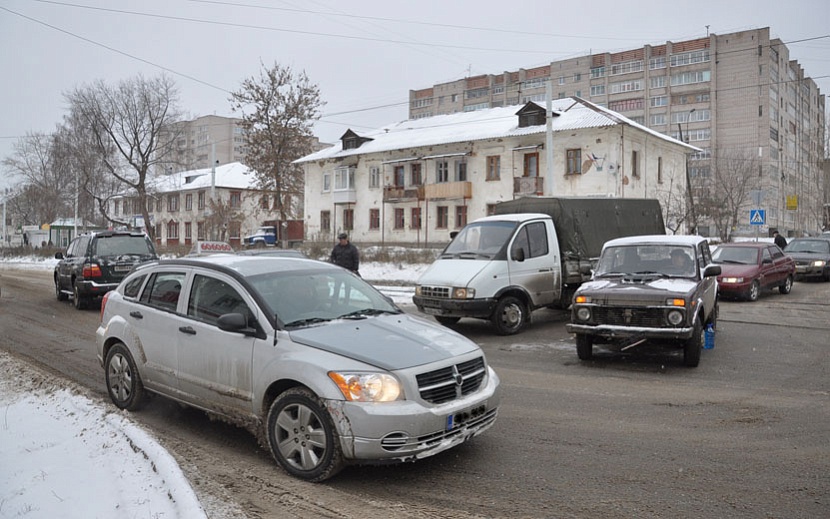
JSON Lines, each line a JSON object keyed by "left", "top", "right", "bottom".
{"left": 54, "top": 231, "right": 158, "bottom": 309}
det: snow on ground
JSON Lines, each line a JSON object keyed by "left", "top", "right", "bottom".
{"left": 0, "top": 254, "right": 426, "bottom": 518}
{"left": 0, "top": 351, "right": 207, "bottom": 519}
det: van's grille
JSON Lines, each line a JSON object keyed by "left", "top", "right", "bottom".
{"left": 419, "top": 286, "right": 450, "bottom": 299}
{"left": 416, "top": 357, "right": 486, "bottom": 404}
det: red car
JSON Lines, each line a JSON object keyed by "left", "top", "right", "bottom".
{"left": 712, "top": 242, "right": 795, "bottom": 301}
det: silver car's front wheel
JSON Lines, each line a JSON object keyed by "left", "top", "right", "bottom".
{"left": 266, "top": 387, "right": 344, "bottom": 482}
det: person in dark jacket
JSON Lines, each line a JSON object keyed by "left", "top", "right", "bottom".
{"left": 773, "top": 231, "right": 787, "bottom": 249}
{"left": 330, "top": 233, "right": 360, "bottom": 274}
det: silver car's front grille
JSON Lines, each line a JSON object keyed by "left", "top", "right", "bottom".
{"left": 416, "top": 357, "right": 486, "bottom": 404}
{"left": 380, "top": 408, "right": 498, "bottom": 452}
{"left": 419, "top": 286, "right": 450, "bottom": 299}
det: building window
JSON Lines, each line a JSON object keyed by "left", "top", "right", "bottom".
{"left": 196, "top": 221, "right": 205, "bottom": 240}
{"left": 566, "top": 149, "right": 582, "bottom": 175}
{"left": 670, "top": 70, "right": 711, "bottom": 86}
{"left": 114, "top": 200, "right": 120, "bottom": 216}
{"left": 168, "top": 194, "right": 179, "bottom": 212}
{"left": 343, "top": 208, "right": 354, "bottom": 231}
{"left": 455, "top": 206, "right": 468, "bottom": 229}
{"left": 167, "top": 221, "right": 179, "bottom": 239}
{"left": 558, "top": 76, "right": 565, "bottom": 85}
{"left": 590, "top": 66, "right": 605, "bottom": 78}
{"left": 198, "top": 191, "right": 205, "bottom": 210}
{"left": 320, "top": 211, "right": 331, "bottom": 233}
{"left": 573, "top": 72, "right": 582, "bottom": 81}
{"left": 610, "top": 60, "right": 643, "bottom": 75}
{"left": 455, "top": 160, "right": 467, "bottom": 182}
{"left": 486, "top": 156, "right": 501, "bottom": 181}
{"left": 650, "top": 95, "right": 668, "bottom": 107}
{"left": 524, "top": 153, "right": 539, "bottom": 177}
{"left": 393, "top": 165, "right": 405, "bottom": 187}
{"left": 631, "top": 150, "right": 640, "bottom": 178}
{"left": 369, "top": 167, "right": 380, "bottom": 188}
{"left": 411, "top": 163, "right": 422, "bottom": 186}
{"left": 650, "top": 76, "right": 667, "bottom": 88}
{"left": 436, "top": 160, "right": 449, "bottom": 183}
{"left": 657, "top": 157, "right": 663, "bottom": 183}
{"left": 229, "top": 191, "right": 241, "bottom": 208}
{"left": 394, "top": 208, "right": 405, "bottom": 229}
{"left": 590, "top": 84, "right": 606, "bottom": 96}
{"left": 670, "top": 49, "right": 710, "bottom": 67}
{"left": 608, "top": 98, "right": 644, "bottom": 112}
{"left": 650, "top": 114, "right": 667, "bottom": 125}
{"left": 185, "top": 193, "right": 193, "bottom": 211}
{"left": 369, "top": 209, "right": 380, "bottom": 230}
{"left": 185, "top": 222, "right": 192, "bottom": 239}
{"left": 228, "top": 221, "right": 240, "bottom": 240}
{"left": 411, "top": 207, "right": 422, "bottom": 229}
{"left": 259, "top": 195, "right": 269, "bottom": 209}
{"left": 436, "top": 206, "right": 449, "bottom": 229}
{"left": 335, "top": 167, "right": 355, "bottom": 190}
{"left": 323, "top": 172, "right": 331, "bottom": 192}
{"left": 649, "top": 56, "right": 666, "bottom": 70}
{"left": 610, "top": 79, "right": 643, "bottom": 94}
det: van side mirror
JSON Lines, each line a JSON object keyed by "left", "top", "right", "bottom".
{"left": 512, "top": 248, "right": 526, "bottom": 262}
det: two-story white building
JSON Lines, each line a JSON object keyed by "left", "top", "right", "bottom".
{"left": 297, "top": 97, "right": 697, "bottom": 247}
{"left": 111, "top": 162, "right": 273, "bottom": 248}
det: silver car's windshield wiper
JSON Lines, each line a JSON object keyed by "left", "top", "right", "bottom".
{"left": 284, "top": 317, "right": 331, "bottom": 328}
{"left": 338, "top": 308, "right": 400, "bottom": 320}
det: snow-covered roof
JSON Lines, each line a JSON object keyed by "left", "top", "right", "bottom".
{"left": 149, "top": 162, "right": 256, "bottom": 194}
{"left": 296, "top": 97, "right": 698, "bottom": 164}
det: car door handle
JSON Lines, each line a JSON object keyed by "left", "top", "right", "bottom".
{"left": 129, "top": 311, "right": 143, "bottom": 319}
{"left": 179, "top": 326, "right": 196, "bottom": 335}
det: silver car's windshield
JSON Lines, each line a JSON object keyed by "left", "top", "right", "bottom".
{"left": 442, "top": 221, "right": 517, "bottom": 259}
{"left": 595, "top": 244, "right": 697, "bottom": 278}
{"left": 248, "top": 269, "right": 400, "bottom": 328}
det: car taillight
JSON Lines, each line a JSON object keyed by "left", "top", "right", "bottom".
{"left": 83, "top": 263, "right": 102, "bottom": 278}
{"left": 100, "top": 291, "right": 111, "bottom": 322}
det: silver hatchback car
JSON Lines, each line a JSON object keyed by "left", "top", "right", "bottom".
{"left": 96, "top": 255, "right": 500, "bottom": 481}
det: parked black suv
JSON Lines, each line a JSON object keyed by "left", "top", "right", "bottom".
{"left": 54, "top": 231, "right": 158, "bottom": 309}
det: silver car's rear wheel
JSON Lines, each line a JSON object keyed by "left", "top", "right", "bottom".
{"left": 105, "top": 343, "right": 146, "bottom": 411}
{"left": 267, "top": 387, "right": 344, "bottom": 482}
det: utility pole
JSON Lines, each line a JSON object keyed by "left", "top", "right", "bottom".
{"left": 545, "top": 80, "right": 554, "bottom": 196}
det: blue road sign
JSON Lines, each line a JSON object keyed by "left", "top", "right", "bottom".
{"left": 750, "top": 209, "right": 766, "bottom": 225}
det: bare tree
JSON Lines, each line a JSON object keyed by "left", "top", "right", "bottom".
{"left": 229, "top": 62, "right": 324, "bottom": 223}
{"left": 656, "top": 176, "right": 690, "bottom": 235}
{"left": 65, "top": 74, "right": 184, "bottom": 240}
{"left": 697, "top": 149, "right": 759, "bottom": 241}
{"left": 2, "top": 132, "right": 69, "bottom": 226}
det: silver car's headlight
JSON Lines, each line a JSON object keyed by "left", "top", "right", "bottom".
{"left": 328, "top": 372, "right": 402, "bottom": 402}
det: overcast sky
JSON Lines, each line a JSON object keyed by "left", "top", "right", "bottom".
{"left": 1, "top": 0, "right": 828, "bottom": 191}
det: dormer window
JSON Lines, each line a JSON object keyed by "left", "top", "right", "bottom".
{"left": 516, "top": 102, "right": 557, "bottom": 128}
{"left": 340, "top": 129, "right": 374, "bottom": 150}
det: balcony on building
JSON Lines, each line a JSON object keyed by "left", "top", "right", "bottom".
{"left": 423, "top": 181, "right": 472, "bottom": 200}
{"left": 383, "top": 185, "right": 424, "bottom": 202}
{"left": 514, "top": 176, "right": 544, "bottom": 196}
{"left": 333, "top": 187, "right": 357, "bottom": 204}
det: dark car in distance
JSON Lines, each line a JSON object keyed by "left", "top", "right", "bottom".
{"left": 784, "top": 238, "right": 830, "bottom": 281}
{"left": 712, "top": 242, "right": 795, "bottom": 301}
{"left": 54, "top": 230, "right": 158, "bottom": 309}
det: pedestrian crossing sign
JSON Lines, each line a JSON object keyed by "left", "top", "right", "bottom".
{"left": 750, "top": 209, "right": 766, "bottom": 225}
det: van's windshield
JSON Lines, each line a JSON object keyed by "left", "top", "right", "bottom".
{"left": 442, "top": 221, "right": 517, "bottom": 259}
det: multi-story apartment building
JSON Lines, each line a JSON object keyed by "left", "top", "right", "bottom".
{"left": 410, "top": 27, "right": 826, "bottom": 238}
{"left": 159, "top": 115, "right": 246, "bottom": 173}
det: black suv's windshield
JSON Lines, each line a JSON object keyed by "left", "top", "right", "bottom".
{"left": 785, "top": 240, "right": 830, "bottom": 254}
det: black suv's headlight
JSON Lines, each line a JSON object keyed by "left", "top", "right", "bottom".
{"left": 576, "top": 307, "right": 591, "bottom": 321}
{"left": 667, "top": 309, "right": 685, "bottom": 326}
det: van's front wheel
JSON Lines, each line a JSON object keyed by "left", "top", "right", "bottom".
{"left": 491, "top": 296, "right": 527, "bottom": 335}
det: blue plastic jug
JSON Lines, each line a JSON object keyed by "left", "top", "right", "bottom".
{"left": 704, "top": 324, "right": 715, "bottom": 349}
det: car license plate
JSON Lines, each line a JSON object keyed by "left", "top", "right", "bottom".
{"left": 446, "top": 404, "right": 487, "bottom": 431}
{"left": 795, "top": 266, "right": 806, "bottom": 272}
{"left": 114, "top": 265, "right": 132, "bottom": 272}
